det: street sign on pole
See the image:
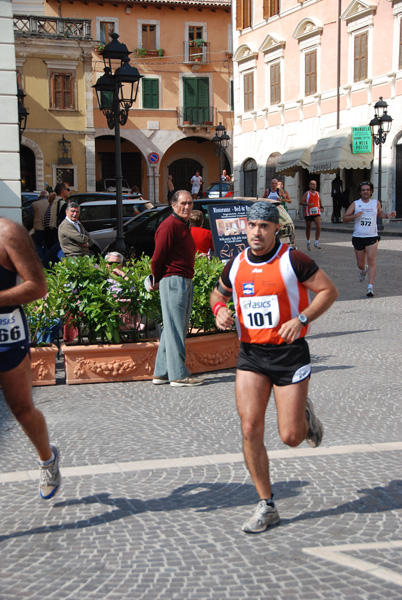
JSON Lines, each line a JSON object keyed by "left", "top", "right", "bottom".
{"left": 148, "top": 152, "right": 160, "bottom": 164}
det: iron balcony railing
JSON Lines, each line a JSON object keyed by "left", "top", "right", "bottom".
{"left": 14, "top": 15, "right": 92, "bottom": 40}
{"left": 183, "top": 41, "right": 210, "bottom": 64}
{"left": 177, "top": 106, "right": 215, "bottom": 126}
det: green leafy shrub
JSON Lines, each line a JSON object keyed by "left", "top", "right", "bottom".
{"left": 24, "top": 254, "right": 228, "bottom": 346}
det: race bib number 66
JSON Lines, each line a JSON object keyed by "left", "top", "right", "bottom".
{"left": 0, "top": 309, "right": 26, "bottom": 345}
{"left": 240, "top": 295, "right": 280, "bottom": 329}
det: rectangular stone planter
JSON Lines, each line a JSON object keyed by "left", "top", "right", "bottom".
{"left": 62, "top": 332, "right": 239, "bottom": 385}
{"left": 31, "top": 345, "right": 58, "bottom": 386}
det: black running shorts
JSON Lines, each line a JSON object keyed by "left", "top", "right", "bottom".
{"left": 352, "top": 236, "right": 379, "bottom": 251}
{"left": 237, "top": 338, "right": 311, "bottom": 386}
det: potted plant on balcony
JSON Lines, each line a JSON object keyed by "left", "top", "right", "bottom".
{"left": 194, "top": 39, "right": 207, "bottom": 48}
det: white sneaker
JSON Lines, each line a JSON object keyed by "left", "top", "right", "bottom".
{"left": 152, "top": 376, "right": 169, "bottom": 385}
{"left": 242, "top": 500, "right": 280, "bottom": 534}
{"left": 359, "top": 266, "right": 368, "bottom": 283}
{"left": 314, "top": 242, "right": 321, "bottom": 249}
{"left": 307, "top": 243, "right": 311, "bottom": 251}
{"left": 305, "top": 398, "right": 324, "bottom": 448}
{"left": 366, "top": 285, "right": 374, "bottom": 298}
{"left": 39, "top": 444, "right": 61, "bottom": 500}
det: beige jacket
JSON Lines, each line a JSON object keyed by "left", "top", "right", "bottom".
{"left": 58, "top": 218, "right": 94, "bottom": 257}
{"left": 33, "top": 198, "right": 49, "bottom": 231}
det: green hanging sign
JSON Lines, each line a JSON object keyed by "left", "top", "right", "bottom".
{"left": 352, "top": 126, "right": 372, "bottom": 154}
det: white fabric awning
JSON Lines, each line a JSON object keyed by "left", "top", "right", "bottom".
{"left": 309, "top": 128, "right": 373, "bottom": 174}
{"left": 276, "top": 145, "right": 314, "bottom": 177}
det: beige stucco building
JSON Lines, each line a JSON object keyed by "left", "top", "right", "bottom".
{"left": 233, "top": 0, "right": 402, "bottom": 220}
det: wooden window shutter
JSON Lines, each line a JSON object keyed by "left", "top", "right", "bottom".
{"left": 270, "top": 63, "right": 280, "bottom": 105}
{"left": 236, "top": 0, "right": 244, "bottom": 30}
{"left": 305, "top": 50, "right": 316, "bottom": 96}
{"left": 143, "top": 78, "right": 159, "bottom": 109}
{"left": 354, "top": 31, "right": 368, "bottom": 82}
{"left": 263, "top": 0, "right": 270, "bottom": 20}
{"left": 244, "top": 72, "right": 254, "bottom": 112}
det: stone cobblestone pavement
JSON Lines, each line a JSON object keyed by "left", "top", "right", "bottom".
{"left": 0, "top": 230, "right": 401, "bottom": 599}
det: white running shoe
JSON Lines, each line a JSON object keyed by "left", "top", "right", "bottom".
{"left": 307, "top": 243, "right": 311, "bottom": 251}
{"left": 359, "top": 266, "right": 368, "bottom": 283}
{"left": 39, "top": 444, "right": 61, "bottom": 500}
{"left": 242, "top": 500, "right": 280, "bottom": 534}
{"left": 314, "top": 242, "right": 322, "bottom": 249}
{"left": 366, "top": 285, "right": 374, "bottom": 298}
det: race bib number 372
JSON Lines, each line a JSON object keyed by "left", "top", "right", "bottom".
{"left": 239, "top": 295, "right": 280, "bottom": 329}
{"left": 0, "top": 309, "right": 26, "bottom": 345}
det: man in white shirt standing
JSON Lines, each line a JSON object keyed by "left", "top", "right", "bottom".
{"left": 190, "top": 171, "right": 203, "bottom": 199}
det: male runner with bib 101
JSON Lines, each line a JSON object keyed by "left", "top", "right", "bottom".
{"left": 342, "top": 181, "right": 396, "bottom": 297}
{"left": 300, "top": 180, "right": 324, "bottom": 250}
{"left": 0, "top": 218, "right": 61, "bottom": 499}
{"left": 210, "top": 203, "right": 338, "bottom": 534}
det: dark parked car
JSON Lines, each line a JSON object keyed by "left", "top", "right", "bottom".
{"left": 89, "top": 206, "right": 166, "bottom": 253}
{"left": 22, "top": 192, "right": 41, "bottom": 230}
{"left": 69, "top": 192, "right": 143, "bottom": 205}
{"left": 103, "top": 197, "right": 295, "bottom": 259}
{"left": 77, "top": 199, "right": 153, "bottom": 233}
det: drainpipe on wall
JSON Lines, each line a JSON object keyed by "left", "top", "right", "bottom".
{"left": 336, "top": 0, "right": 341, "bottom": 129}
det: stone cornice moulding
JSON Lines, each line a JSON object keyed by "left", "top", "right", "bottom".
{"left": 15, "top": 39, "right": 94, "bottom": 59}
{"left": 341, "top": 0, "right": 377, "bottom": 24}
{"left": 293, "top": 17, "right": 323, "bottom": 42}
{"left": 44, "top": 60, "right": 80, "bottom": 70}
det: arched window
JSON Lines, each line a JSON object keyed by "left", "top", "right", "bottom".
{"left": 243, "top": 158, "right": 257, "bottom": 197}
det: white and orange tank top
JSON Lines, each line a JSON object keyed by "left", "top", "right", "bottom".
{"left": 304, "top": 191, "right": 321, "bottom": 217}
{"left": 228, "top": 244, "right": 310, "bottom": 345}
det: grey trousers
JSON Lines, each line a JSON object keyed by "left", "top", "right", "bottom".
{"left": 154, "top": 275, "right": 194, "bottom": 382}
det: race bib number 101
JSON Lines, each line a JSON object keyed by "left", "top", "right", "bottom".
{"left": 240, "top": 295, "right": 280, "bottom": 329}
{"left": 0, "top": 309, "right": 26, "bottom": 345}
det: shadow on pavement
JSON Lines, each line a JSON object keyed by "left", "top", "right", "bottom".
{"left": 281, "top": 479, "right": 402, "bottom": 526}
{"left": 0, "top": 479, "right": 308, "bottom": 542}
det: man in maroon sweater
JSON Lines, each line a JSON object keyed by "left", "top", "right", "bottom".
{"left": 150, "top": 190, "right": 204, "bottom": 387}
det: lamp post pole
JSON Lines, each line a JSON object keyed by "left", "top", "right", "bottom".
{"left": 94, "top": 34, "right": 142, "bottom": 253}
{"left": 211, "top": 122, "right": 230, "bottom": 197}
{"left": 369, "top": 97, "right": 393, "bottom": 232}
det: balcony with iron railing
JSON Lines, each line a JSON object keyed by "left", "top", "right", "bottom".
{"left": 177, "top": 106, "right": 215, "bottom": 129}
{"left": 183, "top": 41, "right": 210, "bottom": 64}
{"left": 14, "top": 15, "right": 92, "bottom": 40}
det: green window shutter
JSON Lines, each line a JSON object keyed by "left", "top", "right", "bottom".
{"left": 143, "top": 78, "right": 159, "bottom": 109}
{"left": 183, "top": 77, "right": 209, "bottom": 123}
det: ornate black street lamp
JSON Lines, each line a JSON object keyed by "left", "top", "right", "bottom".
{"left": 211, "top": 122, "right": 230, "bottom": 197}
{"left": 369, "top": 97, "right": 392, "bottom": 231}
{"left": 17, "top": 87, "right": 29, "bottom": 141}
{"left": 94, "top": 33, "right": 142, "bottom": 252}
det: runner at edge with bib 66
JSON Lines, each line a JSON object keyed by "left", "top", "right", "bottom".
{"left": 0, "top": 218, "right": 61, "bottom": 500}
{"left": 209, "top": 202, "right": 338, "bottom": 534}
{"left": 343, "top": 181, "right": 396, "bottom": 298}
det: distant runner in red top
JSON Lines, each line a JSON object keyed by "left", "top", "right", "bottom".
{"left": 300, "top": 180, "right": 324, "bottom": 251}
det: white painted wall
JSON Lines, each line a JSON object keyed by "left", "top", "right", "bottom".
{"left": 0, "top": 0, "right": 22, "bottom": 223}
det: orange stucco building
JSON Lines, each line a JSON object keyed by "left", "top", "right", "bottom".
{"left": 42, "top": 0, "right": 233, "bottom": 202}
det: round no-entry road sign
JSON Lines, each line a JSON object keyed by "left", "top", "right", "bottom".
{"left": 148, "top": 152, "right": 160, "bottom": 164}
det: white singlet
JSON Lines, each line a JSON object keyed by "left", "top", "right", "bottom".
{"left": 353, "top": 198, "right": 378, "bottom": 238}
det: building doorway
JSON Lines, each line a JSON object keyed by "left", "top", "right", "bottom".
{"left": 20, "top": 145, "right": 36, "bottom": 191}
{"left": 169, "top": 158, "right": 203, "bottom": 196}
{"left": 396, "top": 143, "right": 402, "bottom": 217}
